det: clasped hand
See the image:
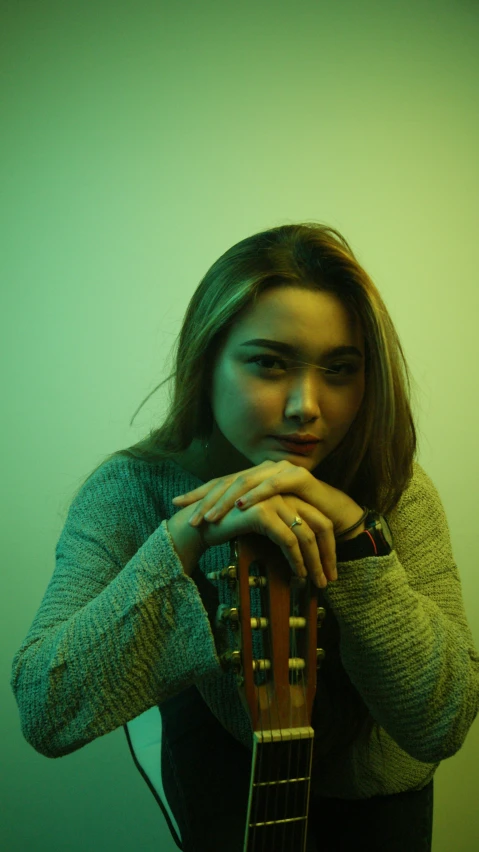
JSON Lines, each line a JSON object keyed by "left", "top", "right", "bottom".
{"left": 172, "top": 459, "right": 362, "bottom": 586}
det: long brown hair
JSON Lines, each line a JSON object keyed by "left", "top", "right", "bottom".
{"left": 69, "top": 221, "right": 421, "bottom": 757}
{"left": 72, "top": 221, "right": 420, "bottom": 511}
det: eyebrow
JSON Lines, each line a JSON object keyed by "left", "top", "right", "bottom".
{"left": 240, "top": 338, "right": 363, "bottom": 360}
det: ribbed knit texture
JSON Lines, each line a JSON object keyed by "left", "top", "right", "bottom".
{"left": 10, "top": 455, "right": 479, "bottom": 800}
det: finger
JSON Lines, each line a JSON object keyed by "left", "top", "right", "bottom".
{"left": 201, "top": 479, "right": 277, "bottom": 522}
{"left": 283, "top": 508, "right": 336, "bottom": 586}
{"left": 175, "top": 462, "right": 290, "bottom": 511}
{"left": 254, "top": 503, "right": 322, "bottom": 586}
{"left": 296, "top": 528, "right": 328, "bottom": 588}
{"left": 264, "top": 511, "right": 324, "bottom": 588}
{"left": 316, "top": 526, "right": 338, "bottom": 581}
{"left": 173, "top": 463, "right": 273, "bottom": 505}
{"left": 190, "top": 471, "right": 262, "bottom": 525}
{"left": 292, "top": 508, "right": 336, "bottom": 584}
{"left": 188, "top": 481, "right": 237, "bottom": 526}
{"left": 252, "top": 504, "right": 307, "bottom": 580}
{"left": 172, "top": 485, "right": 210, "bottom": 504}
{"left": 222, "top": 467, "right": 306, "bottom": 518}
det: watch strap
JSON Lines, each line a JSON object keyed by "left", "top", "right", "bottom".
{"left": 335, "top": 510, "right": 393, "bottom": 561}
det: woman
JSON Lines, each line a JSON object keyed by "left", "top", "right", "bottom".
{"left": 11, "top": 222, "right": 479, "bottom": 851}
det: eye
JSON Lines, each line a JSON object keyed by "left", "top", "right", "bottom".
{"left": 249, "top": 355, "right": 358, "bottom": 377}
{"left": 325, "top": 363, "right": 357, "bottom": 376}
{"left": 249, "top": 355, "right": 287, "bottom": 371}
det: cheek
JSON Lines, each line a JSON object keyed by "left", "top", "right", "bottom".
{"left": 213, "top": 367, "right": 269, "bottom": 420}
{"left": 332, "top": 385, "right": 365, "bottom": 434}
{"left": 242, "top": 381, "right": 280, "bottom": 413}
{"left": 330, "top": 390, "right": 363, "bottom": 424}
{"left": 236, "top": 387, "right": 274, "bottom": 421}
{"left": 218, "top": 364, "right": 273, "bottom": 408}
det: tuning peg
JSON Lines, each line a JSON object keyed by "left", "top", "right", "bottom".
{"left": 206, "top": 564, "right": 237, "bottom": 585}
{"left": 218, "top": 649, "right": 242, "bottom": 673}
{"left": 316, "top": 648, "right": 326, "bottom": 668}
{"left": 215, "top": 604, "right": 240, "bottom": 630}
{"left": 317, "top": 607, "right": 327, "bottom": 626}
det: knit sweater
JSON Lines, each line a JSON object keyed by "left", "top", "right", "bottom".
{"left": 10, "top": 454, "right": 479, "bottom": 800}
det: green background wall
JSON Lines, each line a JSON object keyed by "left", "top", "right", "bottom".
{"left": 2, "top": 1, "right": 478, "bottom": 849}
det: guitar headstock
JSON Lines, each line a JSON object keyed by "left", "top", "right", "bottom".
{"left": 216, "top": 532, "right": 321, "bottom": 733}
{"left": 211, "top": 534, "right": 325, "bottom": 851}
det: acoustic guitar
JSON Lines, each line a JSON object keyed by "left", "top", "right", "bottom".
{"left": 125, "top": 532, "right": 325, "bottom": 851}
{"left": 211, "top": 532, "right": 326, "bottom": 852}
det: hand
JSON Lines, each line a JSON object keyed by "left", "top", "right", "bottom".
{"left": 172, "top": 460, "right": 363, "bottom": 584}
{"left": 179, "top": 489, "right": 336, "bottom": 587}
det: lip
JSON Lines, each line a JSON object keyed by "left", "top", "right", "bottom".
{"left": 273, "top": 437, "right": 319, "bottom": 455}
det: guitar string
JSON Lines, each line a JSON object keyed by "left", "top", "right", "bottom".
{"left": 239, "top": 552, "right": 313, "bottom": 852}
{"left": 248, "top": 555, "right": 310, "bottom": 852}
{"left": 286, "top": 573, "right": 310, "bottom": 852}
{"left": 268, "top": 566, "right": 310, "bottom": 852}
{"left": 269, "top": 570, "right": 298, "bottom": 852}
{"left": 248, "top": 550, "right": 273, "bottom": 852}
{"left": 296, "top": 576, "right": 310, "bottom": 852}
{"left": 251, "top": 552, "right": 269, "bottom": 852}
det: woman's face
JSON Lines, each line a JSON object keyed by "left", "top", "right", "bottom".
{"left": 205, "top": 286, "right": 366, "bottom": 478}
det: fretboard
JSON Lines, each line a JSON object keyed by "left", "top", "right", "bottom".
{"left": 243, "top": 726, "right": 314, "bottom": 852}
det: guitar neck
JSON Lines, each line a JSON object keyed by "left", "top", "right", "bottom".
{"left": 221, "top": 532, "right": 321, "bottom": 852}
{"left": 243, "top": 727, "right": 314, "bottom": 852}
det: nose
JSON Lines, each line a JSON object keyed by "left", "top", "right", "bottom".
{"left": 284, "top": 379, "right": 324, "bottom": 422}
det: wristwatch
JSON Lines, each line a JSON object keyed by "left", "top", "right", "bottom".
{"left": 335, "top": 509, "right": 393, "bottom": 561}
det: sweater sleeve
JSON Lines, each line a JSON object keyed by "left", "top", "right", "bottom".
{"left": 323, "top": 462, "right": 479, "bottom": 764}
{"left": 10, "top": 462, "right": 222, "bottom": 759}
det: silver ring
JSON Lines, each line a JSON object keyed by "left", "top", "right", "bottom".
{"left": 289, "top": 515, "right": 303, "bottom": 530}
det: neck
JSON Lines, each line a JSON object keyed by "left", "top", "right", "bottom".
{"left": 244, "top": 728, "right": 314, "bottom": 851}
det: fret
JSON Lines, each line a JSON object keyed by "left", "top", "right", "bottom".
{"left": 254, "top": 776, "right": 310, "bottom": 786}
{"left": 244, "top": 730, "right": 314, "bottom": 852}
{"left": 232, "top": 534, "right": 321, "bottom": 852}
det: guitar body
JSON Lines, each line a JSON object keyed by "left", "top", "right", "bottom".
{"left": 216, "top": 533, "right": 322, "bottom": 852}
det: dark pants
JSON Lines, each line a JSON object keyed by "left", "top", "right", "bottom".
{"left": 160, "top": 685, "right": 434, "bottom": 852}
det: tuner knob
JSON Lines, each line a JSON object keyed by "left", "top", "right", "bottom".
{"left": 215, "top": 604, "right": 239, "bottom": 630}
{"left": 316, "top": 647, "right": 326, "bottom": 668}
{"left": 206, "top": 564, "right": 237, "bottom": 585}
{"left": 317, "top": 606, "right": 327, "bottom": 625}
{"left": 218, "top": 649, "right": 242, "bottom": 673}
